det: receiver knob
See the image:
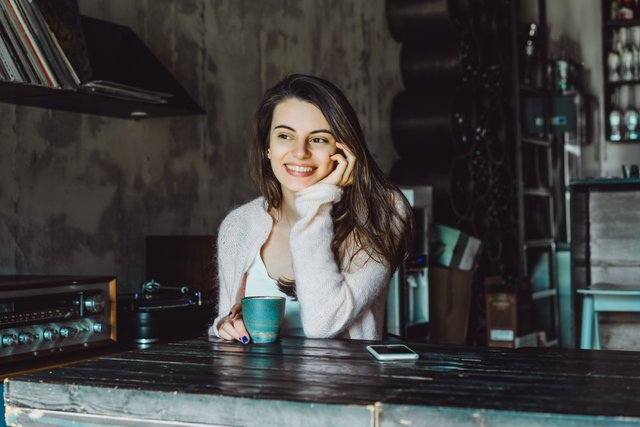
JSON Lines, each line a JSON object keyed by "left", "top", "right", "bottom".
{"left": 43, "top": 328, "right": 59, "bottom": 341}
{"left": 18, "top": 332, "right": 35, "bottom": 345}
{"left": 60, "top": 326, "right": 77, "bottom": 338}
{"left": 1, "top": 334, "right": 17, "bottom": 347}
{"left": 84, "top": 294, "right": 105, "bottom": 314}
{"left": 92, "top": 322, "right": 103, "bottom": 334}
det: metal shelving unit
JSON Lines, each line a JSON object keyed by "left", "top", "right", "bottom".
{"left": 510, "top": 0, "right": 560, "bottom": 347}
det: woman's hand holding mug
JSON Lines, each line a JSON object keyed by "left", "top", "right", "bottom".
{"left": 218, "top": 303, "right": 250, "bottom": 344}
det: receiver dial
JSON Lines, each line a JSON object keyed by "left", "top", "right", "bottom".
{"left": 84, "top": 294, "right": 105, "bottom": 314}
{"left": 2, "top": 334, "right": 18, "bottom": 347}
{"left": 43, "top": 328, "right": 59, "bottom": 341}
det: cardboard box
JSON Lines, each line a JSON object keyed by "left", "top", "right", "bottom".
{"left": 485, "top": 276, "right": 533, "bottom": 348}
{"left": 433, "top": 225, "right": 481, "bottom": 271}
{"left": 429, "top": 266, "right": 474, "bottom": 345}
{"left": 514, "top": 331, "right": 546, "bottom": 348}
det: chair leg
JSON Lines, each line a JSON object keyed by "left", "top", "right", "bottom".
{"left": 594, "top": 311, "right": 601, "bottom": 350}
{"left": 580, "top": 295, "right": 594, "bottom": 349}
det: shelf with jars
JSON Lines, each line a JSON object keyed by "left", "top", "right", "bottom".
{"left": 603, "top": 0, "right": 640, "bottom": 143}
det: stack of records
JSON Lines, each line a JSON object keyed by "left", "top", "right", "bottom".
{"left": 0, "top": 0, "right": 172, "bottom": 104}
{"left": 0, "top": 0, "right": 79, "bottom": 88}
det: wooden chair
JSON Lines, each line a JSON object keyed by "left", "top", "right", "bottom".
{"left": 578, "top": 283, "right": 640, "bottom": 349}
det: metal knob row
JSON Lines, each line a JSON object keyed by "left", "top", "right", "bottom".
{"left": 2, "top": 332, "right": 38, "bottom": 346}
{"left": 0, "top": 323, "right": 104, "bottom": 346}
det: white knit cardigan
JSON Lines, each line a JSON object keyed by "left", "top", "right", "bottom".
{"left": 209, "top": 182, "right": 395, "bottom": 340}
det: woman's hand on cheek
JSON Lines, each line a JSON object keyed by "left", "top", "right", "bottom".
{"left": 319, "top": 142, "right": 355, "bottom": 187}
{"left": 218, "top": 303, "right": 251, "bottom": 344}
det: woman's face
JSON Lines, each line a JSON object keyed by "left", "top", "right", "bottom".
{"left": 268, "top": 98, "right": 339, "bottom": 196}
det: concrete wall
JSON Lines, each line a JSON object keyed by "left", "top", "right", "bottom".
{"left": 0, "top": 0, "right": 402, "bottom": 291}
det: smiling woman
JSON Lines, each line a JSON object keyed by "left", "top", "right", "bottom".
{"left": 209, "top": 74, "right": 414, "bottom": 342}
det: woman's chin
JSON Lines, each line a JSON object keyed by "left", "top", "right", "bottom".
{"left": 282, "top": 180, "right": 320, "bottom": 194}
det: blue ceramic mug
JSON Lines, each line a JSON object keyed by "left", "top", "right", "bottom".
{"left": 241, "top": 296, "right": 285, "bottom": 343}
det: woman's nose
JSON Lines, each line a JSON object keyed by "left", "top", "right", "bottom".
{"left": 292, "top": 140, "right": 310, "bottom": 158}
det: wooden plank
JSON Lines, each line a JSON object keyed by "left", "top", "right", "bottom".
{"left": 377, "top": 403, "right": 640, "bottom": 427}
{"left": 6, "top": 408, "right": 220, "bottom": 427}
{"left": 589, "top": 192, "right": 640, "bottom": 225}
{"left": 590, "top": 238, "right": 640, "bottom": 266}
{"left": 590, "top": 268, "right": 640, "bottom": 286}
{"left": 5, "top": 380, "right": 374, "bottom": 427}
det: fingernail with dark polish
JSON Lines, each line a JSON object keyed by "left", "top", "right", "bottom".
{"left": 241, "top": 336, "right": 249, "bottom": 344}
{"left": 228, "top": 311, "right": 233, "bottom": 316}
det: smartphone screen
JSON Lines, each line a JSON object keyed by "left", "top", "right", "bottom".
{"left": 367, "top": 344, "right": 419, "bottom": 361}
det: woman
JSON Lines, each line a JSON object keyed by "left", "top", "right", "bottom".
{"left": 209, "top": 74, "right": 413, "bottom": 342}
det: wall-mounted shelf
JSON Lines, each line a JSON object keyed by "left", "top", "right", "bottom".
{"left": 606, "top": 79, "right": 640, "bottom": 87}
{"left": 605, "top": 19, "right": 640, "bottom": 28}
{"left": 602, "top": 1, "right": 640, "bottom": 142}
{"left": 0, "top": 16, "right": 205, "bottom": 119}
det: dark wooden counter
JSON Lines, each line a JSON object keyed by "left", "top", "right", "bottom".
{"left": 4, "top": 337, "right": 640, "bottom": 426}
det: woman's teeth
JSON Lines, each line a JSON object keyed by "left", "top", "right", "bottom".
{"left": 286, "top": 165, "right": 313, "bottom": 173}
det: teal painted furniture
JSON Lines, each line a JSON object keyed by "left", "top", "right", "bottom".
{"left": 1, "top": 382, "right": 5, "bottom": 427}
{"left": 578, "top": 283, "right": 640, "bottom": 349}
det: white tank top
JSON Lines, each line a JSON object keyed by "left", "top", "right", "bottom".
{"left": 244, "top": 252, "right": 304, "bottom": 337}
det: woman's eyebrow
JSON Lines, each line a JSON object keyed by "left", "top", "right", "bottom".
{"left": 273, "top": 124, "right": 296, "bottom": 132}
{"left": 309, "top": 129, "right": 334, "bottom": 136}
{"left": 273, "top": 125, "right": 335, "bottom": 136}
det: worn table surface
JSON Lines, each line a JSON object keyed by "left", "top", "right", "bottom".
{"left": 4, "top": 337, "right": 640, "bottom": 426}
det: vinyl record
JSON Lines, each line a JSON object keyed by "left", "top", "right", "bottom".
{"left": 391, "top": 88, "right": 479, "bottom": 157}
{"left": 390, "top": 155, "right": 474, "bottom": 224}
{"left": 386, "top": 0, "right": 472, "bottom": 42}
{"left": 400, "top": 39, "right": 478, "bottom": 89}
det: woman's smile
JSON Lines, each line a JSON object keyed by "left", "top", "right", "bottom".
{"left": 285, "top": 163, "right": 316, "bottom": 176}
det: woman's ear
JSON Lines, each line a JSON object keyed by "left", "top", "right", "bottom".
{"left": 267, "top": 149, "right": 271, "bottom": 159}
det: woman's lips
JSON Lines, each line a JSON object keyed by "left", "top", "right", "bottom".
{"left": 285, "top": 164, "right": 315, "bottom": 177}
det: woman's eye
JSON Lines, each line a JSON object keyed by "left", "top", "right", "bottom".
{"left": 311, "top": 137, "right": 328, "bottom": 144}
{"left": 278, "top": 134, "right": 292, "bottom": 141}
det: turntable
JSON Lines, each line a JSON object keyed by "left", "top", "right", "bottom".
{"left": 117, "top": 280, "right": 214, "bottom": 347}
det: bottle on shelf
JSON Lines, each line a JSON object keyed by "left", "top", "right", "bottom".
{"left": 622, "top": 44, "right": 635, "bottom": 80}
{"left": 610, "top": 107, "right": 623, "bottom": 141}
{"left": 522, "top": 23, "right": 538, "bottom": 86}
{"left": 555, "top": 59, "right": 570, "bottom": 92}
{"left": 608, "top": 30, "right": 622, "bottom": 81}
{"left": 618, "top": 0, "right": 635, "bottom": 20}
{"left": 623, "top": 107, "right": 640, "bottom": 140}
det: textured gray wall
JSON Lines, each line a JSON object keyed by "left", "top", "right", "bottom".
{"left": 0, "top": 0, "right": 402, "bottom": 291}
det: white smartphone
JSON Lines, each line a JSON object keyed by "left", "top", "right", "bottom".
{"left": 366, "top": 344, "right": 419, "bottom": 361}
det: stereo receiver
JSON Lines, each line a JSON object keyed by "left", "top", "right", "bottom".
{"left": 0, "top": 275, "right": 116, "bottom": 364}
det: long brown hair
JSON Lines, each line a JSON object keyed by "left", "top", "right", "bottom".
{"left": 250, "top": 74, "right": 414, "bottom": 290}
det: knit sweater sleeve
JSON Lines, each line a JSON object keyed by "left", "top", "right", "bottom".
{"left": 208, "top": 214, "right": 234, "bottom": 337}
{"left": 290, "top": 183, "right": 392, "bottom": 338}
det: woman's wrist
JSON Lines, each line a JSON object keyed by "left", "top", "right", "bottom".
{"left": 294, "top": 183, "right": 343, "bottom": 216}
